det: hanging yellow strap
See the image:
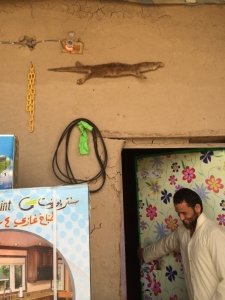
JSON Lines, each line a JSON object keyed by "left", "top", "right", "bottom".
{"left": 26, "top": 62, "right": 36, "bottom": 133}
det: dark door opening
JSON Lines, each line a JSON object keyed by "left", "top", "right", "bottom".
{"left": 121, "top": 148, "right": 143, "bottom": 300}
{"left": 121, "top": 148, "right": 166, "bottom": 300}
{"left": 121, "top": 147, "right": 191, "bottom": 300}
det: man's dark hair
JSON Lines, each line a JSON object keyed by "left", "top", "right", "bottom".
{"left": 173, "top": 188, "right": 203, "bottom": 211}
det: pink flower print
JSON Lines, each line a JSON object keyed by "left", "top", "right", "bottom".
{"left": 147, "top": 262, "right": 155, "bottom": 273}
{"left": 182, "top": 166, "right": 196, "bottom": 183}
{"left": 146, "top": 204, "right": 157, "bottom": 220}
{"left": 173, "top": 251, "right": 182, "bottom": 263}
{"left": 139, "top": 169, "right": 149, "bottom": 179}
{"left": 175, "top": 185, "right": 183, "bottom": 191}
{"left": 168, "top": 175, "right": 177, "bottom": 185}
{"left": 152, "top": 279, "right": 161, "bottom": 296}
{"left": 217, "top": 214, "right": 225, "bottom": 226}
{"left": 205, "top": 175, "right": 224, "bottom": 193}
{"left": 140, "top": 221, "right": 148, "bottom": 230}
{"left": 170, "top": 296, "right": 178, "bottom": 300}
{"left": 147, "top": 259, "right": 162, "bottom": 271}
{"left": 145, "top": 272, "right": 153, "bottom": 288}
{"left": 165, "top": 215, "right": 179, "bottom": 232}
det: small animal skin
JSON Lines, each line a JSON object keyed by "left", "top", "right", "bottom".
{"left": 48, "top": 61, "right": 164, "bottom": 84}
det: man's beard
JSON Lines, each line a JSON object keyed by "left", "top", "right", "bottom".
{"left": 182, "top": 212, "right": 198, "bottom": 230}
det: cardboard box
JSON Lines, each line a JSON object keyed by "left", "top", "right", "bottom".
{"left": 0, "top": 134, "right": 18, "bottom": 189}
{"left": 0, "top": 184, "right": 90, "bottom": 300}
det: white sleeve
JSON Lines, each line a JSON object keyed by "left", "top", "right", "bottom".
{"left": 210, "top": 227, "right": 225, "bottom": 300}
{"left": 143, "top": 230, "right": 180, "bottom": 263}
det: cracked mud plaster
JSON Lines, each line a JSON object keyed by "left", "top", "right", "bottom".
{"left": 0, "top": 0, "right": 167, "bottom": 21}
{"left": 90, "top": 222, "right": 102, "bottom": 234}
{"left": 106, "top": 169, "right": 122, "bottom": 194}
{"left": 104, "top": 138, "right": 125, "bottom": 194}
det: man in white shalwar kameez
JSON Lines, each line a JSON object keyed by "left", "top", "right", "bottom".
{"left": 139, "top": 188, "right": 225, "bottom": 300}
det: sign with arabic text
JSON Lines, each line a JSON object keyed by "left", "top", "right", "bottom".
{"left": 0, "top": 184, "right": 90, "bottom": 300}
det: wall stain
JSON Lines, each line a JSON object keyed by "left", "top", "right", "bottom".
{"left": 0, "top": 0, "right": 170, "bottom": 20}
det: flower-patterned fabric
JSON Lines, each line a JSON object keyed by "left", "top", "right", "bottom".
{"left": 136, "top": 149, "right": 225, "bottom": 300}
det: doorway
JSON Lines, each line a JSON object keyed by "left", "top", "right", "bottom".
{"left": 121, "top": 148, "right": 171, "bottom": 300}
{"left": 121, "top": 146, "right": 225, "bottom": 300}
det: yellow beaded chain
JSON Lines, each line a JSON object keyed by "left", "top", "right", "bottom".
{"left": 26, "top": 62, "right": 36, "bottom": 132}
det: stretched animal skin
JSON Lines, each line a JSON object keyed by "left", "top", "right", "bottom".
{"left": 48, "top": 60, "right": 164, "bottom": 84}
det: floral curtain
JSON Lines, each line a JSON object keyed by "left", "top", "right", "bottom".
{"left": 136, "top": 148, "right": 225, "bottom": 300}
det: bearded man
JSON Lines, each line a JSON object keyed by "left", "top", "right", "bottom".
{"left": 139, "top": 188, "right": 225, "bottom": 300}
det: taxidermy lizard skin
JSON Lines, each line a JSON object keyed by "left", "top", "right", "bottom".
{"left": 48, "top": 61, "right": 164, "bottom": 85}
